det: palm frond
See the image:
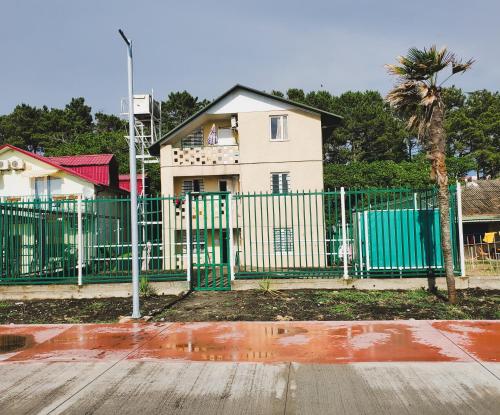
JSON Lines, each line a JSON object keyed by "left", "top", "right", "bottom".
{"left": 386, "top": 45, "right": 474, "bottom": 138}
{"left": 452, "top": 58, "right": 475, "bottom": 74}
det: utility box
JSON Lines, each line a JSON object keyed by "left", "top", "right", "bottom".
{"left": 133, "top": 94, "right": 160, "bottom": 120}
{"left": 354, "top": 209, "right": 457, "bottom": 273}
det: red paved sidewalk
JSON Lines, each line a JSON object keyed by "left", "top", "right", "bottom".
{"left": 1, "top": 320, "right": 498, "bottom": 364}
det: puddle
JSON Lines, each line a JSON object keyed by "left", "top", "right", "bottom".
{"left": 0, "top": 335, "right": 29, "bottom": 353}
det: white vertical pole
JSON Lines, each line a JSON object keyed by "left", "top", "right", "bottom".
{"left": 364, "top": 210, "right": 370, "bottom": 271}
{"left": 456, "top": 182, "right": 466, "bottom": 277}
{"left": 341, "top": 187, "right": 348, "bottom": 279}
{"left": 185, "top": 194, "right": 192, "bottom": 283}
{"left": 228, "top": 193, "right": 235, "bottom": 281}
{"left": 77, "top": 195, "right": 83, "bottom": 286}
{"left": 119, "top": 29, "right": 140, "bottom": 318}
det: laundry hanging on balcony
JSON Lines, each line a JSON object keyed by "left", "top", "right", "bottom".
{"left": 207, "top": 123, "right": 218, "bottom": 145}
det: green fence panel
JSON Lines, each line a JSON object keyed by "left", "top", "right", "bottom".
{"left": 0, "top": 187, "right": 462, "bottom": 286}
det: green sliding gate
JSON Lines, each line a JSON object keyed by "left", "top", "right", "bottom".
{"left": 188, "top": 192, "right": 231, "bottom": 290}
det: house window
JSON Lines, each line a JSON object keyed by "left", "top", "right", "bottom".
{"left": 219, "top": 180, "right": 228, "bottom": 192}
{"left": 270, "top": 115, "right": 288, "bottom": 141}
{"left": 217, "top": 127, "right": 236, "bottom": 146}
{"left": 34, "top": 177, "right": 47, "bottom": 196}
{"left": 182, "top": 178, "right": 204, "bottom": 194}
{"left": 274, "top": 228, "right": 294, "bottom": 253}
{"left": 271, "top": 172, "right": 290, "bottom": 194}
{"left": 48, "top": 177, "right": 63, "bottom": 195}
{"left": 34, "top": 176, "right": 63, "bottom": 197}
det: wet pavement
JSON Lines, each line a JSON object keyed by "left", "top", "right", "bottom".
{"left": 0, "top": 320, "right": 499, "bottom": 414}
{"left": 0, "top": 320, "right": 498, "bottom": 364}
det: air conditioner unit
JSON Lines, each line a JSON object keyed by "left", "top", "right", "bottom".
{"left": 0, "top": 160, "right": 9, "bottom": 170}
{"left": 9, "top": 159, "right": 25, "bottom": 170}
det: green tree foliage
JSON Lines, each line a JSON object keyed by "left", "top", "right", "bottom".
{"left": 445, "top": 89, "right": 500, "bottom": 178}
{"left": 160, "top": 91, "right": 209, "bottom": 133}
{"left": 324, "top": 155, "right": 475, "bottom": 190}
{"left": 327, "top": 91, "right": 410, "bottom": 163}
{"left": 271, "top": 89, "right": 411, "bottom": 163}
{"left": 324, "top": 159, "right": 431, "bottom": 189}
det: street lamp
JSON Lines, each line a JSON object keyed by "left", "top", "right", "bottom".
{"left": 119, "top": 29, "right": 140, "bottom": 319}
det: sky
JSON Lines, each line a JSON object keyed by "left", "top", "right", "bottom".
{"left": 1, "top": 0, "right": 499, "bottom": 116}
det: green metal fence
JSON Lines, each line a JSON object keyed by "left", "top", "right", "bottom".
{"left": 233, "top": 187, "right": 460, "bottom": 279}
{"left": 0, "top": 196, "right": 187, "bottom": 285}
{"left": 0, "top": 187, "right": 462, "bottom": 286}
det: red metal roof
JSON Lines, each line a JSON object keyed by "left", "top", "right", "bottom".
{"left": 47, "top": 154, "right": 116, "bottom": 186}
{"left": 46, "top": 154, "right": 114, "bottom": 166}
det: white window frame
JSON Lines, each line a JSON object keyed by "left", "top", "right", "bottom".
{"left": 270, "top": 172, "right": 290, "bottom": 194}
{"left": 274, "top": 228, "right": 294, "bottom": 253}
{"left": 269, "top": 115, "right": 288, "bottom": 141}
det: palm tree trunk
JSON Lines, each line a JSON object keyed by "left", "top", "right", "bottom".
{"left": 428, "top": 104, "right": 457, "bottom": 304}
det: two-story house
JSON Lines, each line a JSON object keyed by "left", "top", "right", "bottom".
{"left": 149, "top": 85, "right": 342, "bottom": 277}
{"left": 149, "top": 84, "right": 341, "bottom": 195}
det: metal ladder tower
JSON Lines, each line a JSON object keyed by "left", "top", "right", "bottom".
{"left": 121, "top": 90, "right": 161, "bottom": 197}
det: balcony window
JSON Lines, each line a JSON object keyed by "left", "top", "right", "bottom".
{"left": 270, "top": 115, "right": 288, "bottom": 141}
{"left": 217, "top": 127, "right": 236, "bottom": 146}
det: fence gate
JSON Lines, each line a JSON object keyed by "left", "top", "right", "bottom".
{"left": 188, "top": 192, "right": 231, "bottom": 290}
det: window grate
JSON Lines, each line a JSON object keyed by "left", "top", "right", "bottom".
{"left": 270, "top": 172, "right": 290, "bottom": 194}
{"left": 182, "top": 179, "right": 205, "bottom": 194}
{"left": 273, "top": 228, "right": 294, "bottom": 253}
{"left": 181, "top": 129, "right": 203, "bottom": 148}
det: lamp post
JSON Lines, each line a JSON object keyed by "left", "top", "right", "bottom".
{"left": 119, "top": 29, "right": 140, "bottom": 319}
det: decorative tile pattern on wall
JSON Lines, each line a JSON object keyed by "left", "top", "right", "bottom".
{"left": 172, "top": 146, "right": 240, "bottom": 166}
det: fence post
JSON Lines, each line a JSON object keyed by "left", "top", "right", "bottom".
{"left": 77, "top": 195, "right": 83, "bottom": 286}
{"left": 340, "top": 187, "right": 349, "bottom": 279}
{"left": 185, "top": 193, "right": 192, "bottom": 284}
{"left": 456, "top": 182, "right": 466, "bottom": 277}
{"left": 228, "top": 193, "right": 235, "bottom": 281}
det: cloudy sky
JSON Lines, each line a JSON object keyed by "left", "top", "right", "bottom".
{"left": 1, "top": 0, "right": 498, "bottom": 115}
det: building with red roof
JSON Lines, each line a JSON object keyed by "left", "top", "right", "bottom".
{"left": 0, "top": 144, "right": 126, "bottom": 200}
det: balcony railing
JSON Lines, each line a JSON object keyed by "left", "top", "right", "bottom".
{"left": 171, "top": 145, "right": 240, "bottom": 167}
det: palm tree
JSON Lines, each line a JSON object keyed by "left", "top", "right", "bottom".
{"left": 385, "top": 46, "right": 473, "bottom": 304}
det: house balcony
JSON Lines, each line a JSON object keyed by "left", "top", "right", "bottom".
{"left": 171, "top": 145, "right": 240, "bottom": 167}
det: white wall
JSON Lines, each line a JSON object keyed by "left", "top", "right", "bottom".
{"left": 207, "top": 89, "right": 293, "bottom": 114}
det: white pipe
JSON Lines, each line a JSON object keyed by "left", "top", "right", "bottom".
{"left": 77, "top": 195, "right": 83, "bottom": 286}
{"left": 341, "top": 187, "right": 349, "bottom": 279}
{"left": 456, "top": 181, "right": 466, "bottom": 277}
{"left": 185, "top": 193, "right": 192, "bottom": 284}
{"left": 228, "top": 193, "right": 235, "bottom": 281}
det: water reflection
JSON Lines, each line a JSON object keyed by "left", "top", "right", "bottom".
{"left": 131, "top": 321, "right": 470, "bottom": 363}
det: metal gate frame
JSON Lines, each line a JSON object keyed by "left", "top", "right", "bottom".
{"left": 187, "top": 192, "right": 232, "bottom": 290}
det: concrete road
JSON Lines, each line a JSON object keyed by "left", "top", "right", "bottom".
{"left": 0, "top": 321, "right": 499, "bottom": 414}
